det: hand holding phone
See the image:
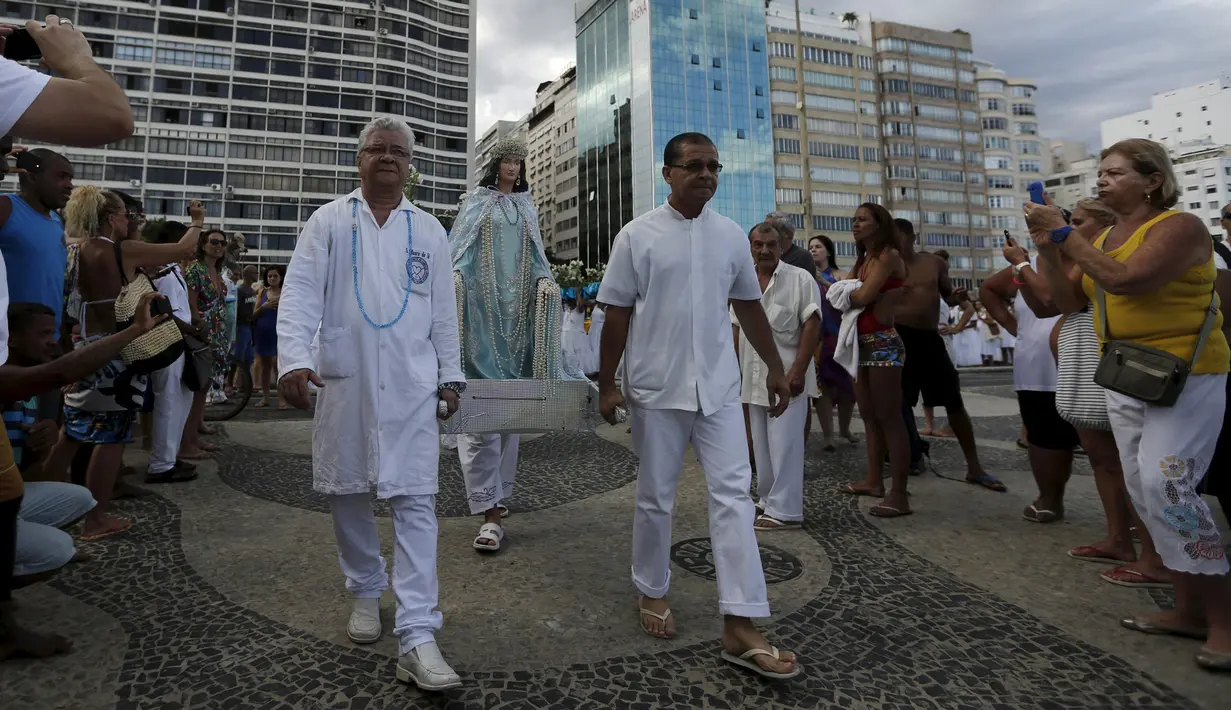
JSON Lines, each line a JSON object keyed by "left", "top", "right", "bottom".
{"left": 1027, "top": 180, "right": 1046, "bottom": 206}
{"left": 0, "top": 27, "right": 41, "bottom": 61}
{"left": 149, "top": 296, "right": 173, "bottom": 319}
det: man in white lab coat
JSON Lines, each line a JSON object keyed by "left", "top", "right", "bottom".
{"left": 597, "top": 132, "right": 802, "bottom": 680}
{"left": 277, "top": 117, "right": 465, "bottom": 692}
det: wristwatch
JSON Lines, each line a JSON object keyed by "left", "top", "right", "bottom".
{"left": 438, "top": 381, "right": 466, "bottom": 395}
{"left": 1049, "top": 225, "right": 1073, "bottom": 244}
{"left": 1012, "top": 262, "right": 1030, "bottom": 277}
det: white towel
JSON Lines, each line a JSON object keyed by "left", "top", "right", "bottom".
{"left": 826, "top": 279, "right": 864, "bottom": 379}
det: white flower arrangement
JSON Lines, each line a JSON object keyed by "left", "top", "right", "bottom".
{"left": 551, "top": 260, "right": 586, "bottom": 289}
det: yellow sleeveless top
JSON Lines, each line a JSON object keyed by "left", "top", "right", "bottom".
{"left": 1081, "top": 211, "right": 1230, "bottom": 375}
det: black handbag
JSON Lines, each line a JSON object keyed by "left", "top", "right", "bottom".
{"left": 180, "top": 329, "right": 214, "bottom": 392}
{"left": 1093, "top": 284, "right": 1219, "bottom": 407}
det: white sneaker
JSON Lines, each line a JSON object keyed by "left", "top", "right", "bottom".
{"left": 396, "top": 640, "right": 462, "bottom": 691}
{"left": 346, "top": 598, "right": 382, "bottom": 644}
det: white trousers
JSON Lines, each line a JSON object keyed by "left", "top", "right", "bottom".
{"left": 1106, "top": 374, "right": 1229, "bottom": 576}
{"left": 749, "top": 397, "right": 807, "bottom": 523}
{"left": 458, "top": 434, "right": 520, "bottom": 516}
{"left": 148, "top": 354, "right": 193, "bottom": 474}
{"left": 15, "top": 482, "right": 96, "bottom": 576}
{"left": 329, "top": 493, "right": 442, "bottom": 654}
{"left": 630, "top": 399, "right": 769, "bottom": 617}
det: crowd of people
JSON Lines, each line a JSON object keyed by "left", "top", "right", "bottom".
{"left": 0, "top": 12, "right": 1227, "bottom": 691}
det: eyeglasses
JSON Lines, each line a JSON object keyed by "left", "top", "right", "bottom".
{"left": 668, "top": 161, "right": 723, "bottom": 175}
{"left": 361, "top": 145, "right": 411, "bottom": 160}
{"left": 1222, "top": 212, "right": 1231, "bottom": 220}
{"left": 207, "top": 238, "right": 226, "bottom": 246}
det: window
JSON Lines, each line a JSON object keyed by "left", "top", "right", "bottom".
{"left": 881, "top": 100, "right": 911, "bottom": 116}
{"left": 814, "top": 215, "right": 854, "bottom": 232}
{"left": 802, "top": 46, "right": 853, "bottom": 68}
{"left": 883, "top": 121, "right": 913, "bottom": 137}
{"left": 987, "top": 196, "right": 1016, "bottom": 209}
{"left": 985, "top": 156, "right": 1012, "bottom": 170}
{"left": 713, "top": 80, "right": 722, "bottom": 91}
{"left": 769, "top": 65, "right": 795, "bottom": 82}
{"left": 919, "top": 168, "right": 965, "bottom": 184}
{"left": 987, "top": 175, "right": 1014, "bottom": 189}
{"left": 690, "top": 54, "right": 700, "bottom": 65}
{"left": 811, "top": 191, "right": 860, "bottom": 208}
{"left": 887, "top": 142, "right": 914, "bottom": 158}
{"left": 1208, "top": 185, "right": 1218, "bottom": 194}
{"left": 881, "top": 79, "right": 909, "bottom": 94}
{"left": 978, "top": 80, "right": 1006, "bottom": 93}
{"left": 775, "top": 188, "right": 803, "bottom": 204}
{"left": 1011, "top": 85, "right": 1035, "bottom": 98}
{"left": 863, "top": 147, "right": 881, "bottom": 162}
{"left": 770, "top": 42, "right": 795, "bottom": 58}
{"left": 982, "top": 117, "right": 1009, "bottom": 131}
{"left": 773, "top": 114, "right": 798, "bottom": 130}
{"left": 808, "top": 141, "right": 860, "bottom": 161}
{"left": 804, "top": 94, "right": 856, "bottom": 113}
{"left": 915, "top": 104, "right": 958, "bottom": 122}
{"left": 908, "top": 41, "right": 953, "bottom": 59}
{"left": 774, "top": 138, "right": 801, "bottom": 155}
{"left": 1018, "top": 160, "right": 1042, "bottom": 173}
{"left": 1014, "top": 122, "right": 1039, "bottom": 135}
{"left": 913, "top": 82, "right": 957, "bottom": 101}
{"left": 916, "top": 125, "right": 962, "bottom": 142}
{"left": 807, "top": 118, "right": 857, "bottom": 136}
{"left": 910, "top": 61, "right": 955, "bottom": 81}
{"left": 1012, "top": 103, "right": 1036, "bottom": 116}
{"left": 864, "top": 171, "right": 881, "bottom": 185}
{"left": 804, "top": 70, "right": 854, "bottom": 91}
{"left": 982, "top": 98, "right": 1002, "bottom": 112}
{"left": 771, "top": 90, "right": 796, "bottom": 105}
{"left": 1015, "top": 140, "right": 1041, "bottom": 155}
{"left": 991, "top": 215, "right": 1018, "bottom": 230}
{"left": 810, "top": 166, "right": 861, "bottom": 184}
{"left": 984, "top": 136, "right": 1011, "bottom": 151}
{"left": 775, "top": 162, "right": 803, "bottom": 179}
{"left": 875, "top": 38, "right": 907, "bottom": 53}
{"left": 887, "top": 165, "right": 916, "bottom": 179}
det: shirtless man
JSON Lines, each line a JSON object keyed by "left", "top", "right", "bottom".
{"left": 893, "top": 219, "right": 1004, "bottom": 491}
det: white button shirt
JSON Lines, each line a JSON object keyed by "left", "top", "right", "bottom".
{"left": 598, "top": 200, "right": 761, "bottom": 416}
{"left": 278, "top": 189, "right": 463, "bottom": 499}
{"left": 731, "top": 260, "right": 821, "bottom": 407}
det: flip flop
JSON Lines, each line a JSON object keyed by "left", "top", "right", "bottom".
{"left": 473, "top": 522, "right": 503, "bottom": 552}
{"left": 253, "top": 401, "right": 268, "bottom": 409}
{"left": 1022, "top": 504, "right": 1061, "bottom": 523}
{"left": 839, "top": 483, "right": 884, "bottom": 498}
{"left": 720, "top": 646, "right": 802, "bottom": 680}
{"left": 1101, "top": 565, "right": 1172, "bottom": 590}
{"left": 638, "top": 606, "right": 674, "bottom": 639}
{"left": 1196, "top": 647, "right": 1231, "bottom": 672}
{"left": 77, "top": 517, "right": 133, "bottom": 542}
{"left": 754, "top": 514, "right": 801, "bottom": 532}
{"left": 967, "top": 474, "right": 1007, "bottom": 492}
{"left": 1120, "top": 616, "right": 1208, "bottom": 640}
{"left": 1068, "top": 545, "right": 1132, "bottom": 565}
{"left": 869, "top": 504, "right": 912, "bottom": 518}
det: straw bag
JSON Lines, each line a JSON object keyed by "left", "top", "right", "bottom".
{"left": 112, "top": 242, "right": 184, "bottom": 373}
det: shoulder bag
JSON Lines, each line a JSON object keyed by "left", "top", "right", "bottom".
{"left": 1093, "top": 283, "right": 1219, "bottom": 407}
{"left": 112, "top": 242, "right": 185, "bottom": 373}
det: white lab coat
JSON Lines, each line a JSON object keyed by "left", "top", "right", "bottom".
{"left": 278, "top": 189, "right": 463, "bottom": 499}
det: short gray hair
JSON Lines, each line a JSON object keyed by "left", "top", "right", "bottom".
{"left": 765, "top": 211, "right": 794, "bottom": 243}
{"left": 358, "top": 117, "right": 417, "bottom": 154}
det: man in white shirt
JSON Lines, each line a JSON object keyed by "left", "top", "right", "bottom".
{"left": 277, "top": 117, "right": 465, "bottom": 691}
{"left": 598, "top": 132, "right": 801, "bottom": 680}
{"left": 733, "top": 223, "right": 821, "bottom": 532}
{"left": 1, "top": 16, "right": 133, "bottom": 146}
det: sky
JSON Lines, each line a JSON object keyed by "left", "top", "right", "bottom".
{"left": 474, "top": 0, "right": 1230, "bottom": 149}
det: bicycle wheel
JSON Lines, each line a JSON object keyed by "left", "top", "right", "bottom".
{"left": 205, "top": 364, "right": 253, "bottom": 422}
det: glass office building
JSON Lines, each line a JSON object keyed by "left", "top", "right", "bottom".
{"left": 1, "top": 0, "right": 474, "bottom": 267}
{"left": 575, "top": 0, "right": 774, "bottom": 265}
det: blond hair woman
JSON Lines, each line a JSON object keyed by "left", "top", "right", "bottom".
{"left": 1028, "top": 139, "right": 1231, "bottom": 672}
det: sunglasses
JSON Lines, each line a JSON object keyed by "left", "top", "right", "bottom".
{"left": 207, "top": 238, "right": 226, "bottom": 246}
{"left": 1223, "top": 213, "right": 1231, "bottom": 220}
{"left": 668, "top": 161, "right": 723, "bottom": 175}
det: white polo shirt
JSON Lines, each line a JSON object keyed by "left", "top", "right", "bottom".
{"left": 0, "top": 57, "right": 51, "bottom": 135}
{"left": 731, "top": 260, "right": 821, "bottom": 406}
{"left": 598, "top": 200, "right": 761, "bottom": 415}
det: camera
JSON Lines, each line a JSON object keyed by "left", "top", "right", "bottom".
{"left": 1, "top": 27, "right": 42, "bottom": 62}
{"left": 149, "top": 297, "right": 173, "bottom": 318}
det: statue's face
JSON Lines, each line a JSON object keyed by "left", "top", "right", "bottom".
{"left": 499, "top": 157, "right": 521, "bottom": 184}
{"left": 358, "top": 129, "right": 411, "bottom": 191}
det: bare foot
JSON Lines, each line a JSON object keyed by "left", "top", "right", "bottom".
{"left": 722, "top": 617, "right": 797, "bottom": 675}
{"left": 0, "top": 625, "right": 73, "bottom": 661}
{"left": 839, "top": 481, "right": 884, "bottom": 497}
{"left": 934, "top": 427, "right": 955, "bottom": 438}
{"left": 77, "top": 513, "right": 132, "bottom": 542}
{"left": 918, "top": 427, "right": 933, "bottom": 437}
{"left": 178, "top": 448, "right": 215, "bottom": 460}
{"left": 638, "top": 596, "right": 675, "bottom": 639}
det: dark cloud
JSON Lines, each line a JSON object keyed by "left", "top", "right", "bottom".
{"left": 477, "top": 0, "right": 1231, "bottom": 149}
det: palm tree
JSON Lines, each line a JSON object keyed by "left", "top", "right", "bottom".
{"left": 841, "top": 12, "right": 859, "bottom": 29}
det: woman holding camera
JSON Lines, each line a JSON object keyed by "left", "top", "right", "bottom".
{"left": 179, "top": 229, "right": 229, "bottom": 456}
{"left": 1028, "top": 138, "right": 1231, "bottom": 672}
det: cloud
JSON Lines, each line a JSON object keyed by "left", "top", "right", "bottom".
{"left": 475, "top": 0, "right": 1231, "bottom": 149}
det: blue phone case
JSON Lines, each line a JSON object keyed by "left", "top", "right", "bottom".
{"left": 1027, "top": 181, "right": 1045, "bottom": 205}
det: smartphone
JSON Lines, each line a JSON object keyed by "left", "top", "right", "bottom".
{"left": 1027, "top": 180, "right": 1046, "bottom": 205}
{"left": 1, "top": 28, "right": 41, "bottom": 61}
{"left": 1003, "top": 229, "right": 1016, "bottom": 247}
{"left": 150, "top": 297, "right": 173, "bottom": 318}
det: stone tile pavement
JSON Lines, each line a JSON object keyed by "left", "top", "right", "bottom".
{"left": 2, "top": 379, "right": 1228, "bottom": 709}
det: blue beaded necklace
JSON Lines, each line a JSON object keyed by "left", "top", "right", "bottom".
{"left": 351, "top": 199, "right": 413, "bottom": 329}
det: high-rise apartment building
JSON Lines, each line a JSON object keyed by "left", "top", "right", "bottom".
{"left": 1102, "top": 77, "right": 1231, "bottom": 150}
{"left": 1049, "top": 139, "right": 1090, "bottom": 174}
{"left": 1173, "top": 141, "right": 1231, "bottom": 239}
{"left": 525, "top": 67, "right": 580, "bottom": 259}
{"left": 574, "top": 0, "right": 774, "bottom": 265}
{"left": 473, "top": 117, "right": 528, "bottom": 188}
{"left": 975, "top": 60, "right": 1045, "bottom": 256}
{"left": 764, "top": 3, "right": 878, "bottom": 265}
{"left": 2, "top": 0, "right": 475, "bottom": 267}
{"left": 1042, "top": 156, "right": 1099, "bottom": 212}
{"left": 871, "top": 22, "right": 987, "bottom": 288}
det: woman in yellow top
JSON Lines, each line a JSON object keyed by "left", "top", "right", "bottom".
{"left": 1027, "top": 138, "right": 1230, "bottom": 672}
